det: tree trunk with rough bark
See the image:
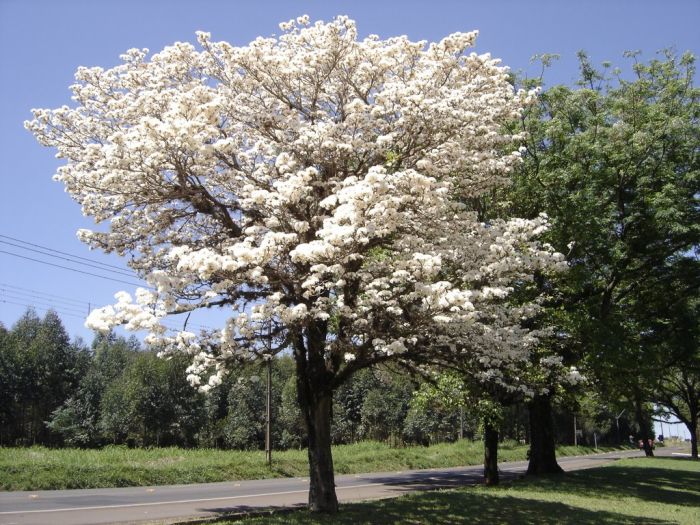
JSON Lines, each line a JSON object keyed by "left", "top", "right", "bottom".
{"left": 634, "top": 390, "right": 654, "bottom": 457}
{"left": 687, "top": 391, "right": 698, "bottom": 460}
{"left": 689, "top": 416, "right": 698, "bottom": 460}
{"left": 294, "top": 326, "right": 339, "bottom": 513}
{"left": 526, "top": 394, "right": 563, "bottom": 475}
{"left": 304, "top": 392, "right": 338, "bottom": 512}
{"left": 483, "top": 422, "right": 499, "bottom": 486}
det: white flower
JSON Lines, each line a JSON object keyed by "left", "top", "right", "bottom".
{"left": 28, "top": 15, "right": 567, "bottom": 414}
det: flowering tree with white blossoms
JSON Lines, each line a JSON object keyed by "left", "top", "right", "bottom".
{"left": 27, "top": 16, "right": 565, "bottom": 512}
{"left": 410, "top": 294, "right": 581, "bottom": 485}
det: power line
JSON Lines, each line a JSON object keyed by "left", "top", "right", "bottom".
{"left": 0, "top": 284, "right": 89, "bottom": 308}
{"left": 162, "top": 316, "right": 214, "bottom": 332}
{"left": 0, "top": 299, "right": 87, "bottom": 320}
{"left": 1, "top": 282, "right": 214, "bottom": 332}
{"left": 0, "top": 250, "right": 149, "bottom": 288}
{"left": 0, "top": 236, "right": 217, "bottom": 331}
{"left": 0, "top": 283, "right": 91, "bottom": 305}
{"left": 0, "top": 236, "right": 223, "bottom": 331}
{"left": 0, "top": 239, "right": 137, "bottom": 278}
{"left": 0, "top": 234, "right": 134, "bottom": 273}
{"left": 1, "top": 296, "right": 205, "bottom": 330}
{"left": 0, "top": 292, "right": 87, "bottom": 315}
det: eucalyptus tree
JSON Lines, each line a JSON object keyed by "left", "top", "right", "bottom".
{"left": 0, "top": 309, "right": 86, "bottom": 445}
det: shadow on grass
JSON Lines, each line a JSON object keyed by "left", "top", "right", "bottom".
{"left": 204, "top": 489, "right": 675, "bottom": 524}
{"left": 524, "top": 458, "right": 700, "bottom": 508}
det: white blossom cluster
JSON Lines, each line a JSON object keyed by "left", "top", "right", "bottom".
{"left": 27, "top": 16, "right": 563, "bottom": 392}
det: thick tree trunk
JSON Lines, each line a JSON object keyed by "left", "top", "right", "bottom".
{"left": 483, "top": 422, "right": 499, "bottom": 486}
{"left": 526, "top": 394, "right": 563, "bottom": 475}
{"left": 689, "top": 418, "right": 698, "bottom": 460}
{"left": 294, "top": 327, "right": 339, "bottom": 513}
{"left": 634, "top": 390, "right": 654, "bottom": 457}
{"left": 304, "top": 392, "right": 338, "bottom": 512}
{"left": 687, "top": 393, "right": 698, "bottom": 460}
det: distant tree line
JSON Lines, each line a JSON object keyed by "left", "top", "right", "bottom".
{"left": 0, "top": 308, "right": 646, "bottom": 449}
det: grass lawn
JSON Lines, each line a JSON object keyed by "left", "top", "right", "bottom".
{"left": 0, "top": 441, "right": 622, "bottom": 491}
{"left": 222, "top": 457, "right": 700, "bottom": 525}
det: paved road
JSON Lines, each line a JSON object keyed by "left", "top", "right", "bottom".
{"left": 0, "top": 448, "right": 679, "bottom": 525}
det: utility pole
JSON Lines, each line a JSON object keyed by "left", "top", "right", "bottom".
{"left": 265, "top": 355, "right": 272, "bottom": 467}
{"left": 264, "top": 320, "right": 273, "bottom": 468}
{"left": 573, "top": 415, "right": 578, "bottom": 447}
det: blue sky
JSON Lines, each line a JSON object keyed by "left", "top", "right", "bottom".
{"left": 0, "top": 0, "right": 699, "bottom": 348}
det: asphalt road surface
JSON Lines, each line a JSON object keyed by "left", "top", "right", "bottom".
{"left": 0, "top": 447, "right": 681, "bottom": 525}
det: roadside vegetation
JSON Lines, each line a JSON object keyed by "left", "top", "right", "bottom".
{"left": 0, "top": 441, "right": 624, "bottom": 491}
{"left": 219, "top": 457, "right": 700, "bottom": 525}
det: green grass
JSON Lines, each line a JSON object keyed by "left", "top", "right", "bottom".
{"left": 222, "top": 457, "right": 700, "bottom": 525}
{"left": 0, "top": 441, "right": 623, "bottom": 491}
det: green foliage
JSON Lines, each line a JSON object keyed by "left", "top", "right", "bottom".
{"left": 476, "top": 399, "right": 505, "bottom": 430}
{"left": 332, "top": 369, "right": 375, "bottom": 444}
{"left": 98, "top": 352, "right": 206, "bottom": 447}
{"left": 223, "top": 371, "right": 268, "bottom": 449}
{"left": 402, "top": 405, "right": 462, "bottom": 446}
{"left": 49, "top": 333, "right": 139, "bottom": 446}
{"left": 411, "top": 372, "right": 468, "bottom": 413}
{"left": 0, "top": 308, "right": 87, "bottom": 445}
{"left": 406, "top": 372, "right": 469, "bottom": 445}
{"left": 506, "top": 51, "right": 700, "bottom": 444}
{"left": 278, "top": 374, "right": 304, "bottom": 449}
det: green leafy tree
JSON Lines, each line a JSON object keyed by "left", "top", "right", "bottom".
{"left": 49, "top": 332, "right": 139, "bottom": 446}
{"left": 278, "top": 373, "right": 305, "bottom": 450}
{"left": 223, "top": 374, "right": 267, "bottom": 449}
{"left": 2, "top": 309, "right": 86, "bottom": 445}
{"left": 332, "top": 369, "right": 376, "bottom": 444}
{"left": 409, "top": 372, "right": 468, "bottom": 445}
{"left": 411, "top": 372, "right": 510, "bottom": 484}
{"left": 510, "top": 50, "right": 700, "bottom": 460}
{"left": 655, "top": 367, "right": 700, "bottom": 459}
{"left": 99, "top": 350, "right": 205, "bottom": 446}
{"left": 358, "top": 369, "right": 414, "bottom": 446}
{"left": 0, "top": 322, "right": 17, "bottom": 444}
{"left": 198, "top": 373, "right": 236, "bottom": 448}
{"left": 649, "top": 284, "right": 700, "bottom": 458}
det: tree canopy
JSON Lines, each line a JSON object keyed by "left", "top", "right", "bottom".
{"left": 510, "top": 50, "right": 700, "bottom": 457}
{"left": 27, "top": 16, "right": 566, "bottom": 511}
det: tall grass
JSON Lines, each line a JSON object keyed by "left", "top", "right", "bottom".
{"left": 0, "top": 441, "right": 623, "bottom": 491}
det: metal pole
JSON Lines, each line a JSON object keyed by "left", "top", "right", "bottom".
{"left": 265, "top": 356, "right": 272, "bottom": 467}
{"left": 574, "top": 415, "right": 577, "bottom": 447}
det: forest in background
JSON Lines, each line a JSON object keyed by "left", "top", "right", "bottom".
{"left": 0, "top": 308, "right": 645, "bottom": 450}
